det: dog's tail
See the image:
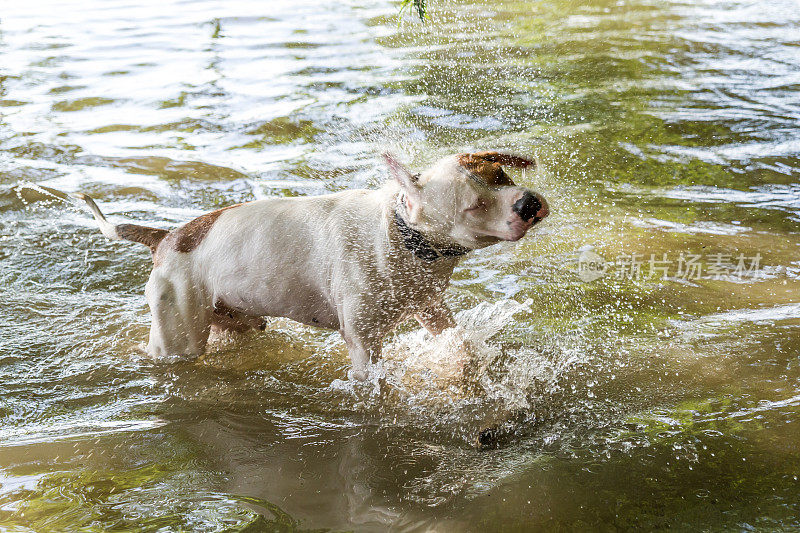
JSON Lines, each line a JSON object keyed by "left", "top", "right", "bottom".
{"left": 72, "top": 192, "right": 169, "bottom": 252}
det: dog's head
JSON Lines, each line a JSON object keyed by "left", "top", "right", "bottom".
{"left": 384, "top": 151, "right": 549, "bottom": 250}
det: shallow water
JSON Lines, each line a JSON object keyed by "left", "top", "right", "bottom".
{"left": 1, "top": 0, "right": 799, "bottom": 530}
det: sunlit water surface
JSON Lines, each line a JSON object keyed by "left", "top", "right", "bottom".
{"left": 1, "top": 0, "right": 799, "bottom": 530}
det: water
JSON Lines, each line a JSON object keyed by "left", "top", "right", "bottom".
{"left": 1, "top": 0, "right": 799, "bottom": 530}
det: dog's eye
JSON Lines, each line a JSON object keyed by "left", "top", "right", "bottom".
{"left": 464, "top": 200, "right": 486, "bottom": 213}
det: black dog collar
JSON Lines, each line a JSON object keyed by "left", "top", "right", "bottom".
{"left": 393, "top": 210, "right": 471, "bottom": 263}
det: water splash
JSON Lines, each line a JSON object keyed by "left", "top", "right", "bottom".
{"left": 384, "top": 298, "right": 532, "bottom": 387}
{"left": 1, "top": 181, "right": 78, "bottom": 212}
{"left": 329, "top": 297, "right": 586, "bottom": 427}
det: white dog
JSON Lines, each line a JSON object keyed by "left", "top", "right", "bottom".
{"left": 75, "top": 152, "right": 549, "bottom": 380}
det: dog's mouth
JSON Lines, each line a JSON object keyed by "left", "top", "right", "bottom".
{"left": 473, "top": 222, "right": 535, "bottom": 243}
{"left": 504, "top": 221, "right": 534, "bottom": 241}
{"left": 500, "top": 213, "right": 547, "bottom": 241}
{"left": 468, "top": 207, "right": 548, "bottom": 244}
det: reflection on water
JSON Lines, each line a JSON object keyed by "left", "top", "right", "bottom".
{"left": 1, "top": 0, "right": 799, "bottom": 530}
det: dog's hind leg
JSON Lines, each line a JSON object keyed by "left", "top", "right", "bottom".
{"left": 144, "top": 268, "right": 211, "bottom": 361}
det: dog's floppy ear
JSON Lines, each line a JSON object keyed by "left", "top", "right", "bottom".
{"left": 472, "top": 151, "right": 536, "bottom": 169}
{"left": 383, "top": 153, "right": 421, "bottom": 193}
{"left": 383, "top": 153, "right": 423, "bottom": 221}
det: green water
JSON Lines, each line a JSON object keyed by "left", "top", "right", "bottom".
{"left": 1, "top": 0, "right": 799, "bottom": 530}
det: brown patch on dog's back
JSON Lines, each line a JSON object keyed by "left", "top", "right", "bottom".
{"left": 149, "top": 204, "right": 245, "bottom": 266}
{"left": 170, "top": 204, "right": 243, "bottom": 253}
{"left": 172, "top": 210, "right": 223, "bottom": 253}
{"left": 457, "top": 151, "right": 537, "bottom": 187}
{"left": 151, "top": 203, "right": 244, "bottom": 265}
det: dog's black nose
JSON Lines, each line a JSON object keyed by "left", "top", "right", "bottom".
{"left": 512, "top": 191, "right": 543, "bottom": 222}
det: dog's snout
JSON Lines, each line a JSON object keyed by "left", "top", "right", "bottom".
{"left": 512, "top": 191, "right": 546, "bottom": 222}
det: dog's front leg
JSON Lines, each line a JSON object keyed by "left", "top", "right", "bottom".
{"left": 414, "top": 301, "right": 456, "bottom": 335}
{"left": 416, "top": 301, "right": 471, "bottom": 381}
{"left": 340, "top": 304, "right": 383, "bottom": 381}
{"left": 342, "top": 332, "right": 381, "bottom": 381}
